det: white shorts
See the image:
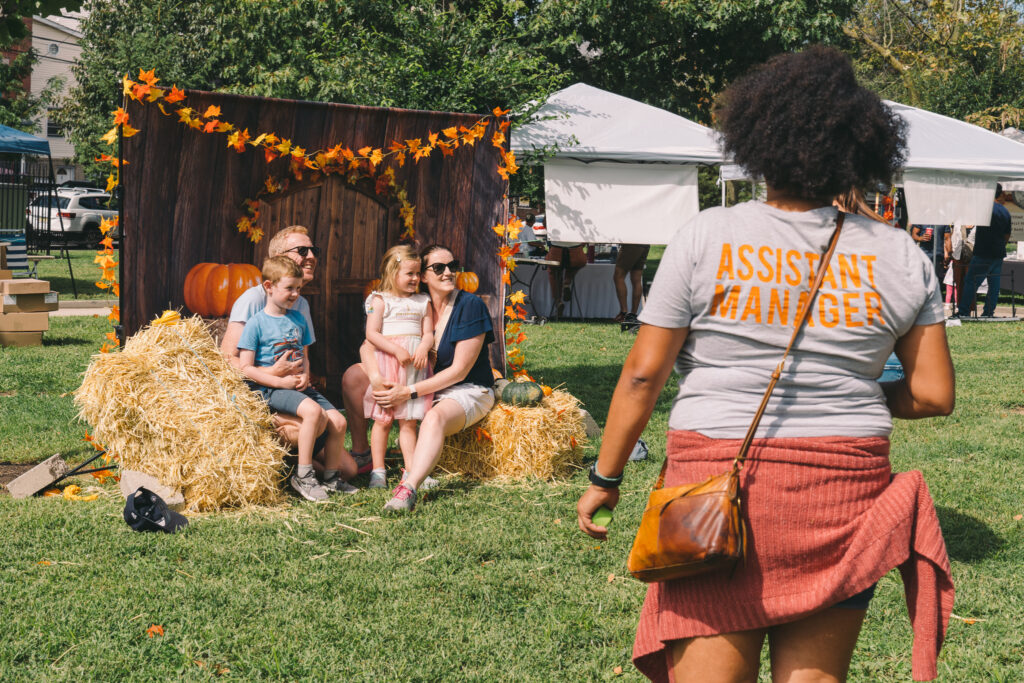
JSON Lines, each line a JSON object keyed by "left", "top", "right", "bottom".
{"left": 433, "top": 383, "right": 494, "bottom": 428}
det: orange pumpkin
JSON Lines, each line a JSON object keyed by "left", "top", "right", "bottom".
{"left": 184, "top": 262, "right": 262, "bottom": 317}
{"left": 456, "top": 271, "right": 479, "bottom": 293}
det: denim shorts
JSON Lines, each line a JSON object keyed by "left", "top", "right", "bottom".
{"left": 833, "top": 582, "right": 877, "bottom": 610}
{"left": 247, "top": 382, "right": 335, "bottom": 415}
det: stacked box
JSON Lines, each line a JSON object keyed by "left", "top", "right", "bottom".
{"left": 0, "top": 279, "right": 51, "bottom": 347}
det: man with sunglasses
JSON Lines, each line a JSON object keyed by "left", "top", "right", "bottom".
{"left": 221, "top": 225, "right": 364, "bottom": 482}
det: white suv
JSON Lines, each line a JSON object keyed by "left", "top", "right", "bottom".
{"left": 26, "top": 190, "right": 119, "bottom": 245}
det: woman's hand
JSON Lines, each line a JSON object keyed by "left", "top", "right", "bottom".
{"left": 412, "top": 344, "right": 430, "bottom": 370}
{"left": 372, "top": 383, "right": 410, "bottom": 410}
{"left": 294, "top": 371, "right": 310, "bottom": 391}
{"left": 577, "top": 485, "right": 620, "bottom": 540}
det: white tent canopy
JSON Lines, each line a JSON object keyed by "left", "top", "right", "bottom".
{"left": 723, "top": 101, "right": 1024, "bottom": 225}
{"left": 511, "top": 83, "right": 724, "bottom": 245}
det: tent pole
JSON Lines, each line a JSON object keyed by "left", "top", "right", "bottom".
{"left": 48, "top": 153, "right": 76, "bottom": 298}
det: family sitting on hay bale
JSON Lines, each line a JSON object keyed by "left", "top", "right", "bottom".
{"left": 77, "top": 226, "right": 586, "bottom": 514}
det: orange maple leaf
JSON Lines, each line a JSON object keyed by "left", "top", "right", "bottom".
{"left": 492, "top": 106, "right": 510, "bottom": 117}
{"left": 138, "top": 68, "right": 159, "bottom": 86}
{"left": 203, "top": 120, "right": 219, "bottom": 134}
{"left": 442, "top": 126, "right": 458, "bottom": 139}
{"left": 165, "top": 85, "right": 186, "bottom": 104}
{"left": 112, "top": 107, "right": 129, "bottom": 126}
{"left": 475, "top": 427, "right": 493, "bottom": 442}
{"left": 131, "top": 83, "right": 151, "bottom": 101}
{"left": 146, "top": 624, "right": 164, "bottom": 638}
{"left": 121, "top": 124, "right": 140, "bottom": 138}
{"left": 202, "top": 105, "right": 221, "bottom": 119}
{"left": 501, "top": 270, "right": 511, "bottom": 285}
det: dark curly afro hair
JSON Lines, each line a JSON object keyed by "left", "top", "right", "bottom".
{"left": 714, "top": 46, "right": 906, "bottom": 201}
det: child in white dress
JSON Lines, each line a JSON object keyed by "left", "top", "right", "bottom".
{"left": 363, "top": 244, "right": 434, "bottom": 488}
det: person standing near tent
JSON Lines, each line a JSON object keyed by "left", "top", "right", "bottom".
{"left": 910, "top": 223, "right": 950, "bottom": 293}
{"left": 612, "top": 244, "right": 649, "bottom": 326}
{"left": 958, "top": 185, "right": 1013, "bottom": 317}
{"left": 576, "top": 46, "right": 955, "bottom": 682}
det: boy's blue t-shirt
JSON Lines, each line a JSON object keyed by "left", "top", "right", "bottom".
{"left": 435, "top": 290, "right": 494, "bottom": 387}
{"left": 238, "top": 309, "right": 313, "bottom": 368}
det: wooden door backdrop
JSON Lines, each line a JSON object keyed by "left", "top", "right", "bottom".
{"left": 122, "top": 91, "right": 507, "bottom": 404}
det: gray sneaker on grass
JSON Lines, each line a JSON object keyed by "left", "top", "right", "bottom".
{"left": 322, "top": 475, "right": 359, "bottom": 494}
{"left": 291, "top": 472, "right": 329, "bottom": 502}
{"left": 368, "top": 470, "right": 388, "bottom": 489}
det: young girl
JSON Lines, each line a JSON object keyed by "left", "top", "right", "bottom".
{"left": 363, "top": 245, "right": 434, "bottom": 488}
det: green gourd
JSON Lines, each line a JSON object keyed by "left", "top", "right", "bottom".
{"left": 501, "top": 380, "right": 544, "bottom": 407}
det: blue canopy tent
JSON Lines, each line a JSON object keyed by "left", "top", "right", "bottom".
{"left": 0, "top": 124, "right": 77, "bottom": 294}
{"left": 0, "top": 123, "right": 51, "bottom": 155}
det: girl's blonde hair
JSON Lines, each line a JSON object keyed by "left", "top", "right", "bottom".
{"left": 377, "top": 244, "right": 421, "bottom": 294}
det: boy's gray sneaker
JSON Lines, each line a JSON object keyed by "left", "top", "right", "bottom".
{"left": 368, "top": 470, "right": 388, "bottom": 489}
{"left": 383, "top": 484, "right": 416, "bottom": 512}
{"left": 322, "top": 475, "right": 359, "bottom": 494}
{"left": 291, "top": 472, "right": 329, "bottom": 502}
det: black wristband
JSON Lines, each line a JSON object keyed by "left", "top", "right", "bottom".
{"left": 589, "top": 462, "right": 623, "bottom": 489}
{"left": 409, "top": 386, "right": 418, "bottom": 400}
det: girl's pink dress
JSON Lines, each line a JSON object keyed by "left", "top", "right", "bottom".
{"left": 362, "top": 291, "right": 433, "bottom": 421}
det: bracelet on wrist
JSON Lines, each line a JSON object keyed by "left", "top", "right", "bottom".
{"left": 589, "top": 462, "right": 623, "bottom": 489}
{"left": 409, "top": 385, "right": 419, "bottom": 400}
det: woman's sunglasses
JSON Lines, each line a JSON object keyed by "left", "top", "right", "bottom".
{"left": 424, "top": 260, "right": 461, "bottom": 275}
{"left": 283, "top": 245, "right": 321, "bottom": 258}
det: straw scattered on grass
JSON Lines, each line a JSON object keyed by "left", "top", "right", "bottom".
{"left": 74, "top": 315, "right": 287, "bottom": 512}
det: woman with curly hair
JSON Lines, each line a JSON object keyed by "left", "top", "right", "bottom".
{"left": 577, "top": 46, "right": 955, "bottom": 682}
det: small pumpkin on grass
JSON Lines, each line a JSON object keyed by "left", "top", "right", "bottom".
{"left": 500, "top": 378, "right": 545, "bottom": 407}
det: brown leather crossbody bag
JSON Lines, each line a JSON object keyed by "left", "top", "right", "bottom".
{"left": 627, "top": 211, "right": 845, "bottom": 583}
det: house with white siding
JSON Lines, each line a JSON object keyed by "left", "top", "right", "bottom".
{"left": 30, "top": 14, "right": 84, "bottom": 183}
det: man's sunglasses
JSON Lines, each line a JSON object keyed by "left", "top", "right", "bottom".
{"left": 283, "top": 245, "right": 321, "bottom": 258}
{"left": 424, "top": 260, "right": 462, "bottom": 275}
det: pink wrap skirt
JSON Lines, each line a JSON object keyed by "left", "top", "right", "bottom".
{"left": 633, "top": 430, "right": 954, "bottom": 682}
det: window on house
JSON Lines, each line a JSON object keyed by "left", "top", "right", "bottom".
{"left": 46, "top": 109, "right": 65, "bottom": 138}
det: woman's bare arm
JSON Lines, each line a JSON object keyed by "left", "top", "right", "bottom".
{"left": 883, "top": 322, "right": 955, "bottom": 418}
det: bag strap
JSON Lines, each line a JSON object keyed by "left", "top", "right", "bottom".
{"left": 650, "top": 210, "right": 845, "bottom": 491}
{"left": 731, "top": 210, "right": 845, "bottom": 470}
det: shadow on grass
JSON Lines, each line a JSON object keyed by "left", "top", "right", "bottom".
{"left": 43, "top": 336, "right": 94, "bottom": 347}
{"left": 935, "top": 506, "right": 1003, "bottom": 562}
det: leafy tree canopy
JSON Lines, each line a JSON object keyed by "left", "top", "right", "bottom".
{"left": 845, "top": 0, "right": 1024, "bottom": 127}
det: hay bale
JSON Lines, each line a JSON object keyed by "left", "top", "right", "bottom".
{"left": 437, "top": 389, "right": 587, "bottom": 480}
{"left": 74, "top": 315, "right": 287, "bottom": 512}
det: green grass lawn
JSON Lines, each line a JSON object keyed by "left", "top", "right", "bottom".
{"left": 30, "top": 248, "right": 118, "bottom": 301}
{"left": 1, "top": 317, "right": 1022, "bottom": 681}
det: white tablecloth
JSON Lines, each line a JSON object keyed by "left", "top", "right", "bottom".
{"left": 509, "top": 261, "right": 642, "bottom": 319}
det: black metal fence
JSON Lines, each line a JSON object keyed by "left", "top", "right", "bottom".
{"left": 0, "top": 156, "right": 67, "bottom": 254}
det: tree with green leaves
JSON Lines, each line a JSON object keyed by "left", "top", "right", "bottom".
{"left": 845, "top": 0, "right": 1024, "bottom": 126}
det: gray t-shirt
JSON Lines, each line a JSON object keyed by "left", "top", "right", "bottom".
{"left": 639, "top": 201, "right": 944, "bottom": 438}
{"left": 229, "top": 284, "right": 315, "bottom": 345}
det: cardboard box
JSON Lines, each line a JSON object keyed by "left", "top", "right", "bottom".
{"left": 1, "top": 291, "right": 58, "bottom": 313}
{"left": 0, "top": 279, "right": 50, "bottom": 295}
{"left": 0, "top": 270, "right": 11, "bottom": 280}
{"left": 0, "top": 331, "right": 43, "bottom": 347}
{"left": 0, "top": 312, "right": 49, "bottom": 332}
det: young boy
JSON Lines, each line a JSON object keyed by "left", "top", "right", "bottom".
{"left": 238, "top": 256, "right": 356, "bottom": 501}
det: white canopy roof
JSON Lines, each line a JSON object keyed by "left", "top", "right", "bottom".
{"left": 887, "top": 101, "right": 1024, "bottom": 177}
{"left": 511, "top": 83, "right": 724, "bottom": 165}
